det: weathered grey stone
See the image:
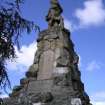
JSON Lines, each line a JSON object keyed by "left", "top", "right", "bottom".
{"left": 71, "top": 98, "right": 82, "bottom": 105}
{"left": 55, "top": 48, "right": 70, "bottom": 67}
{"left": 71, "top": 67, "right": 81, "bottom": 81}
{"left": 20, "top": 78, "right": 29, "bottom": 85}
{"left": 34, "top": 50, "right": 41, "bottom": 64}
{"left": 40, "top": 92, "right": 53, "bottom": 103}
{"left": 26, "top": 80, "right": 53, "bottom": 94}
{"left": 26, "top": 62, "right": 39, "bottom": 78}
{"left": 13, "top": 85, "right": 23, "bottom": 92}
{"left": 43, "top": 34, "right": 58, "bottom": 40}
{"left": 53, "top": 74, "right": 69, "bottom": 86}
{"left": 50, "top": 40, "right": 56, "bottom": 50}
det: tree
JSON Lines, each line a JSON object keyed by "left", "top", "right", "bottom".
{"left": 0, "top": 0, "right": 39, "bottom": 90}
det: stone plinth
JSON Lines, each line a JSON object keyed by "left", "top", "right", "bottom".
{"left": 3, "top": 27, "right": 92, "bottom": 105}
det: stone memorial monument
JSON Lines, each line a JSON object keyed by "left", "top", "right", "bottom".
{"left": 3, "top": 0, "right": 92, "bottom": 105}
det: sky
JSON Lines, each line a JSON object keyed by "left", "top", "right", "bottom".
{"left": 1, "top": 0, "right": 105, "bottom": 105}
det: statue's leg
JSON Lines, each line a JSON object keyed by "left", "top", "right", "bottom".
{"left": 48, "top": 19, "right": 53, "bottom": 29}
{"left": 60, "top": 16, "right": 64, "bottom": 29}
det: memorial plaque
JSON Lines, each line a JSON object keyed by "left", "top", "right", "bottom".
{"left": 37, "top": 50, "right": 55, "bottom": 80}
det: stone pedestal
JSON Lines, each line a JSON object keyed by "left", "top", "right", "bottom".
{"left": 3, "top": 27, "right": 92, "bottom": 105}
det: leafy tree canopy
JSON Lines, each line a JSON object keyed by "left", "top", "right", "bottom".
{"left": 0, "top": 0, "right": 39, "bottom": 91}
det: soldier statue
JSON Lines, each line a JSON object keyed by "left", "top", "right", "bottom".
{"left": 46, "top": 0, "right": 64, "bottom": 29}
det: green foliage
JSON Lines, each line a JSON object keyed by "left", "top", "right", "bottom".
{"left": 0, "top": 0, "right": 39, "bottom": 90}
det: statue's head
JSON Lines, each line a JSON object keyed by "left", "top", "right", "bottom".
{"left": 50, "top": 0, "right": 58, "bottom": 4}
{"left": 50, "top": 0, "right": 63, "bottom": 13}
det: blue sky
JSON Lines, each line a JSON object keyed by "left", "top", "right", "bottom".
{"left": 1, "top": 0, "right": 105, "bottom": 105}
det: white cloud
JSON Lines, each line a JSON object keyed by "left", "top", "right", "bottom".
{"left": 0, "top": 94, "right": 8, "bottom": 98}
{"left": 64, "top": 18, "right": 79, "bottom": 32}
{"left": 75, "top": 0, "right": 105, "bottom": 27}
{"left": 91, "top": 91, "right": 105, "bottom": 105}
{"left": 64, "top": 19, "right": 73, "bottom": 31}
{"left": 86, "top": 61, "right": 101, "bottom": 71}
{"left": 92, "top": 101, "right": 105, "bottom": 105}
{"left": 78, "top": 55, "right": 82, "bottom": 67}
{"left": 7, "top": 41, "right": 37, "bottom": 72}
{"left": 91, "top": 91, "right": 105, "bottom": 101}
